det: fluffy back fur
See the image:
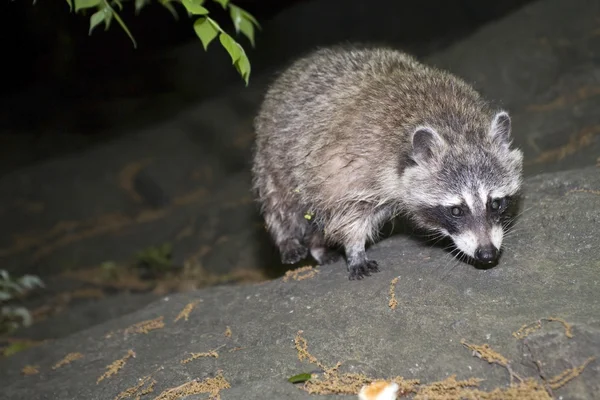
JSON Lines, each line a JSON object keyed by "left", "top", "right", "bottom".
{"left": 251, "top": 44, "right": 523, "bottom": 280}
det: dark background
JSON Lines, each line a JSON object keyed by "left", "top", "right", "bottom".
{"left": 0, "top": 0, "right": 533, "bottom": 175}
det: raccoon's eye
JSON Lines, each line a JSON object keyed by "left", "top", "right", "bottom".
{"left": 450, "top": 206, "right": 464, "bottom": 217}
{"left": 491, "top": 199, "right": 501, "bottom": 211}
{"left": 490, "top": 197, "right": 509, "bottom": 213}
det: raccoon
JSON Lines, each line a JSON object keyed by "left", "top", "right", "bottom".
{"left": 251, "top": 45, "right": 524, "bottom": 280}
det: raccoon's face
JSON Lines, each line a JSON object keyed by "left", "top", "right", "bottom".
{"left": 418, "top": 187, "right": 516, "bottom": 264}
{"left": 402, "top": 111, "right": 523, "bottom": 264}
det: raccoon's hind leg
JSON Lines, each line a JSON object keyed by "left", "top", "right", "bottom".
{"left": 262, "top": 195, "right": 309, "bottom": 265}
{"left": 305, "top": 228, "right": 341, "bottom": 265}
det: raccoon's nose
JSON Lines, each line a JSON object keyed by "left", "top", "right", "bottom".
{"left": 475, "top": 245, "right": 498, "bottom": 263}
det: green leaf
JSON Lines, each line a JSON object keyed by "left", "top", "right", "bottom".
{"left": 229, "top": 5, "right": 255, "bottom": 47}
{"left": 113, "top": 0, "right": 123, "bottom": 11}
{"left": 89, "top": 9, "right": 107, "bottom": 35}
{"left": 6, "top": 281, "right": 23, "bottom": 293}
{"left": 134, "top": 0, "right": 150, "bottom": 14}
{"left": 18, "top": 275, "right": 45, "bottom": 290}
{"left": 104, "top": 8, "right": 113, "bottom": 30}
{"left": 159, "top": 0, "right": 179, "bottom": 19}
{"left": 229, "top": 5, "right": 260, "bottom": 47}
{"left": 194, "top": 17, "right": 219, "bottom": 50}
{"left": 234, "top": 47, "right": 251, "bottom": 85}
{"left": 182, "top": 0, "right": 209, "bottom": 15}
{"left": 238, "top": 16, "right": 255, "bottom": 47}
{"left": 219, "top": 32, "right": 241, "bottom": 64}
{"left": 11, "top": 306, "right": 33, "bottom": 327}
{"left": 219, "top": 33, "right": 252, "bottom": 84}
{"left": 207, "top": 16, "right": 224, "bottom": 33}
{"left": 74, "top": 0, "right": 101, "bottom": 11}
{"left": 288, "top": 373, "right": 312, "bottom": 383}
{"left": 2, "top": 342, "right": 33, "bottom": 357}
{"left": 212, "top": 0, "right": 228, "bottom": 8}
{"left": 229, "top": 4, "right": 242, "bottom": 31}
{"left": 105, "top": 1, "right": 138, "bottom": 48}
{"left": 66, "top": 0, "right": 73, "bottom": 11}
{"left": 238, "top": 6, "right": 260, "bottom": 29}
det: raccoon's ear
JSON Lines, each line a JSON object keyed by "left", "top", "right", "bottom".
{"left": 489, "top": 111, "right": 512, "bottom": 147}
{"left": 411, "top": 126, "right": 444, "bottom": 164}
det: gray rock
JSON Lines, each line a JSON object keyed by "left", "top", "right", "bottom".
{"left": 520, "top": 324, "right": 600, "bottom": 400}
{"left": 0, "top": 165, "right": 598, "bottom": 399}
{"left": 427, "top": 0, "right": 600, "bottom": 176}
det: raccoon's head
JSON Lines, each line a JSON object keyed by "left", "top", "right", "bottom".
{"left": 401, "top": 111, "right": 524, "bottom": 265}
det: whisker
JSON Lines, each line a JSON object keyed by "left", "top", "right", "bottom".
{"left": 512, "top": 205, "right": 533, "bottom": 220}
{"left": 428, "top": 235, "right": 449, "bottom": 248}
{"left": 440, "top": 249, "right": 464, "bottom": 282}
{"left": 436, "top": 246, "right": 462, "bottom": 274}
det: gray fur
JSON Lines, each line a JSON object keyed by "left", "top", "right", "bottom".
{"left": 251, "top": 45, "right": 524, "bottom": 280}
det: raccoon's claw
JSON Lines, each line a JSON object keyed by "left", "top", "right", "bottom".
{"left": 348, "top": 260, "right": 380, "bottom": 280}
{"left": 280, "top": 239, "right": 308, "bottom": 264}
{"left": 366, "top": 260, "right": 380, "bottom": 273}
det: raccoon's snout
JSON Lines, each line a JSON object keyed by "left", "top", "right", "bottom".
{"left": 450, "top": 227, "right": 502, "bottom": 264}
{"left": 474, "top": 245, "right": 498, "bottom": 264}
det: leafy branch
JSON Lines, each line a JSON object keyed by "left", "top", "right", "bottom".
{"left": 0, "top": 270, "right": 45, "bottom": 334}
{"left": 63, "top": 0, "right": 260, "bottom": 85}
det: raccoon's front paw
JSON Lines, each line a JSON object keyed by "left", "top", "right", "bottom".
{"left": 280, "top": 239, "right": 308, "bottom": 264}
{"left": 348, "top": 260, "right": 380, "bottom": 280}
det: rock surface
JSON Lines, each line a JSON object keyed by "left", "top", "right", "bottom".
{"left": 428, "top": 0, "right": 600, "bottom": 176}
{"left": 1, "top": 165, "right": 599, "bottom": 399}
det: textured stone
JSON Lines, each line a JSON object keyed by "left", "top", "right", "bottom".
{"left": 1, "top": 165, "right": 598, "bottom": 399}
